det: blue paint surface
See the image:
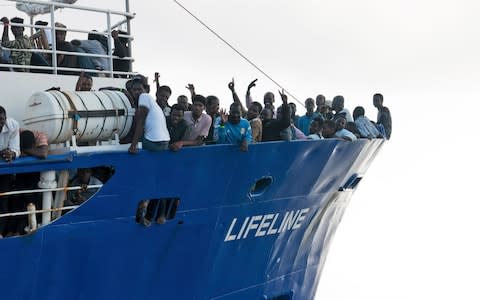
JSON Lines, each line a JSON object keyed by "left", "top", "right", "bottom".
{"left": 0, "top": 139, "right": 384, "bottom": 300}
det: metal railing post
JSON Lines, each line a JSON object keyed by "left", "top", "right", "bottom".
{"left": 50, "top": 3, "right": 57, "bottom": 75}
{"left": 107, "top": 11, "right": 114, "bottom": 77}
{"left": 126, "top": 0, "right": 132, "bottom": 72}
{"left": 52, "top": 170, "right": 69, "bottom": 220}
{"left": 38, "top": 170, "right": 57, "bottom": 226}
{"left": 26, "top": 203, "right": 37, "bottom": 232}
{"left": 29, "top": 16, "right": 34, "bottom": 36}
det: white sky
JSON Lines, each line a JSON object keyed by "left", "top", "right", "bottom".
{"left": 3, "top": 0, "right": 480, "bottom": 299}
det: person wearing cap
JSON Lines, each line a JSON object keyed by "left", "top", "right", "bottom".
{"left": 34, "top": 20, "right": 52, "bottom": 47}
{"left": 127, "top": 75, "right": 170, "bottom": 154}
{"left": 1, "top": 16, "right": 32, "bottom": 71}
{"left": 54, "top": 22, "right": 68, "bottom": 43}
{"left": 54, "top": 22, "right": 78, "bottom": 74}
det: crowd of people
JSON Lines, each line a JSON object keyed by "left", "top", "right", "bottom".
{"left": 118, "top": 73, "right": 391, "bottom": 226}
{"left": 122, "top": 74, "right": 392, "bottom": 155}
{"left": 0, "top": 24, "right": 392, "bottom": 234}
{"left": 0, "top": 16, "right": 130, "bottom": 76}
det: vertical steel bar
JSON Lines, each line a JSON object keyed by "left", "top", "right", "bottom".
{"left": 107, "top": 10, "right": 113, "bottom": 77}
{"left": 125, "top": 0, "right": 132, "bottom": 73}
{"left": 29, "top": 16, "right": 33, "bottom": 36}
{"left": 50, "top": 4, "right": 57, "bottom": 74}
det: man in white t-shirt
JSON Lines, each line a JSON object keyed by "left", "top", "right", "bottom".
{"left": 334, "top": 116, "right": 357, "bottom": 141}
{"left": 127, "top": 75, "right": 170, "bottom": 153}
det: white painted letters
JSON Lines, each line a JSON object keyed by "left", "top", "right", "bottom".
{"left": 224, "top": 208, "right": 310, "bottom": 242}
{"left": 224, "top": 218, "right": 238, "bottom": 241}
{"left": 255, "top": 214, "right": 274, "bottom": 237}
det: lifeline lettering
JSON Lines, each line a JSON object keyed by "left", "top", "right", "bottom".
{"left": 224, "top": 208, "right": 310, "bottom": 242}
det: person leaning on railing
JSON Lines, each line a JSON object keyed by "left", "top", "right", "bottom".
{"left": 0, "top": 106, "right": 19, "bottom": 238}
{"left": 19, "top": 129, "right": 48, "bottom": 159}
{"left": 1, "top": 17, "right": 32, "bottom": 72}
{"left": 4, "top": 129, "right": 50, "bottom": 237}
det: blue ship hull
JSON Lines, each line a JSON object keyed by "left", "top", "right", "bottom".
{"left": 0, "top": 139, "right": 383, "bottom": 300}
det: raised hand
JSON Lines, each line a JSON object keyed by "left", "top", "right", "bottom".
{"left": 154, "top": 72, "right": 160, "bottom": 83}
{"left": 279, "top": 89, "right": 288, "bottom": 104}
{"left": 185, "top": 83, "right": 195, "bottom": 92}
{"left": 247, "top": 79, "right": 257, "bottom": 90}
{"left": 75, "top": 71, "right": 86, "bottom": 91}
{"left": 219, "top": 108, "right": 228, "bottom": 124}
{"left": 185, "top": 83, "right": 196, "bottom": 98}
{"left": 228, "top": 78, "right": 235, "bottom": 92}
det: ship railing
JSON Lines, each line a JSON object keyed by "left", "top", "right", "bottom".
{"left": 0, "top": 177, "right": 102, "bottom": 232}
{"left": 1, "top": 0, "right": 136, "bottom": 77}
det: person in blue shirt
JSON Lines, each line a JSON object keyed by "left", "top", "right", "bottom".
{"left": 297, "top": 98, "right": 318, "bottom": 135}
{"left": 216, "top": 103, "right": 252, "bottom": 152}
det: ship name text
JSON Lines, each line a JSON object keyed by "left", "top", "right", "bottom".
{"left": 224, "top": 208, "right": 310, "bottom": 242}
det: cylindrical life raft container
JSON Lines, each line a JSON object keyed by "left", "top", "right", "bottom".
{"left": 23, "top": 90, "right": 134, "bottom": 144}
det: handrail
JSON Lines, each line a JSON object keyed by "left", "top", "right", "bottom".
{"left": 0, "top": 184, "right": 103, "bottom": 197}
{"left": 9, "top": 22, "right": 133, "bottom": 40}
{"left": 2, "top": 0, "right": 135, "bottom": 76}
{"left": 0, "top": 182, "right": 103, "bottom": 220}
{"left": 0, "top": 63, "right": 136, "bottom": 76}
{"left": 1, "top": 46, "right": 134, "bottom": 60}
{"left": 0, "top": 205, "right": 78, "bottom": 218}
{"left": 9, "top": 0, "right": 135, "bottom": 18}
{"left": 106, "top": 19, "right": 129, "bottom": 34}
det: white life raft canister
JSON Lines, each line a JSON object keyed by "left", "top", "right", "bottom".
{"left": 23, "top": 90, "right": 134, "bottom": 144}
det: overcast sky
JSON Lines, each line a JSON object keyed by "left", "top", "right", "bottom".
{"left": 3, "top": 0, "right": 480, "bottom": 299}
